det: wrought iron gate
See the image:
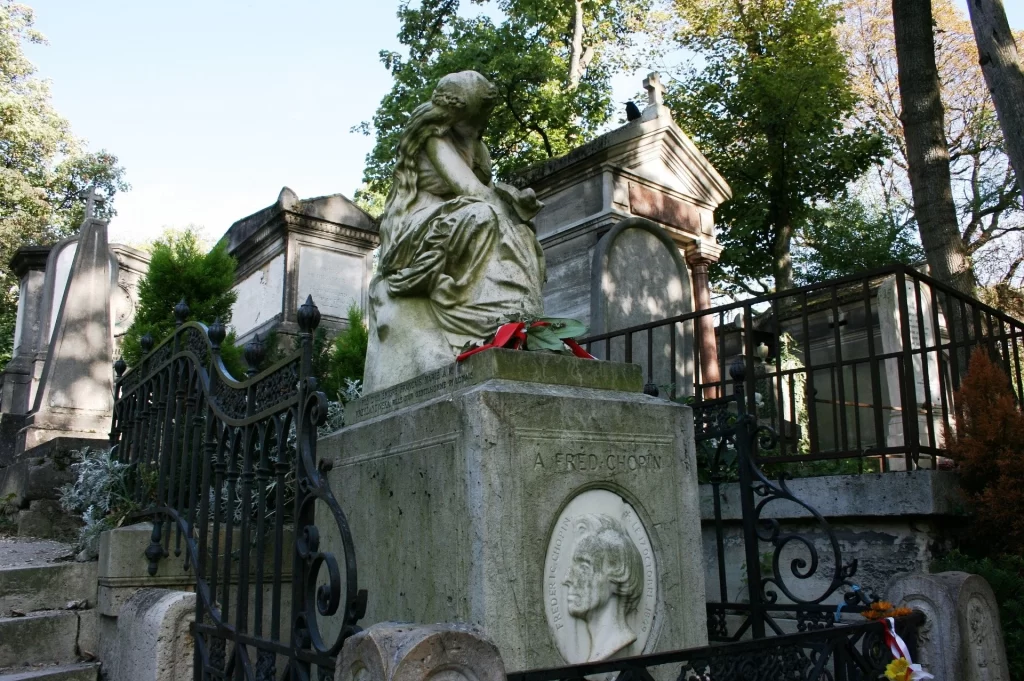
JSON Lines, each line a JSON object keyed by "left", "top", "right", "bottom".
{"left": 110, "top": 297, "right": 366, "bottom": 681}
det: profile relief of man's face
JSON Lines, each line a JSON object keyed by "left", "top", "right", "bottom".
{"left": 562, "top": 514, "right": 645, "bottom": 662}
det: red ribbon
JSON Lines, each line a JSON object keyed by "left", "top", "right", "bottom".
{"left": 457, "top": 322, "right": 595, "bottom": 362}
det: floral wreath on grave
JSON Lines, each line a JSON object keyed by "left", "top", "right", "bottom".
{"left": 457, "top": 316, "right": 595, "bottom": 362}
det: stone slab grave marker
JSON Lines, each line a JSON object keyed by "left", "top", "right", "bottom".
{"left": 18, "top": 187, "right": 115, "bottom": 451}
{"left": 877, "top": 274, "right": 949, "bottom": 466}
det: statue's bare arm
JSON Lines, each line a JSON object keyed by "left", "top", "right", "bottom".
{"left": 425, "top": 137, "right": 500, "bottom": 201}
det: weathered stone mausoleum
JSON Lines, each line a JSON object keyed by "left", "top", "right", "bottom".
{"left": 220, "top": 186, "right": 379, "bottom": 346}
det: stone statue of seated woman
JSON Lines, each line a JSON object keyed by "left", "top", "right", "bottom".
{"left": 363, "top": 71, "right": 546, "bottom": 393}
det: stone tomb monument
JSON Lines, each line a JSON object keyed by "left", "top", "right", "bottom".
{"left": 319, "top": 71, "right": 706, "bottom": 673}
{"left": 220, "top": 186, "right": 379, "bottom": 346}
{"left": 319, "top": 350, "right": 706, "bottom": 672}
{"left": 518, "top": 73, "right": 732, "bottom": 396}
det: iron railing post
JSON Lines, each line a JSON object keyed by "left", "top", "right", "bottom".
{"left": 895, "top": 268, "right": 920, "bottom": 469}
{"left": 732, "top": 361, "right": 766, "bottom": 639}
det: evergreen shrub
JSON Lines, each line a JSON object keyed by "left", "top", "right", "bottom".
{"left": 121, "top": 229, "right": 245, "bottom": 375}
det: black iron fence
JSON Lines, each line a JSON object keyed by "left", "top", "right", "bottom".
{"left": 580, "top": 263, "right": 1024, "bottom": 471}
{"left": 110, "top": 297, "right": 365, "bottom": 681}
{"left": 507, "top": 612, "right": 923, "bottom": 681}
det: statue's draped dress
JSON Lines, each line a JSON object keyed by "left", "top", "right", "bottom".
{"left": 363, "top": 141, "right": 545, "bottom": 392}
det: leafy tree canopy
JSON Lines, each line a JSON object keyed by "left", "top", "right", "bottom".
{"left": 794, "top": 197, "right": 924, "bottom": 283}
{"left": 667, "top": 0, "right": 887, "bottom": 294}
{"left": 840, "top": 0, "right": 1023, "bottom": 288}
{"left": 358, "top": 0, "right": 649, "bottom": 194}
{"left": 120, "top": 229, "right": 242, "bottom": 373}
{"left": 0, "top": 1, "right": 128, "bottom": 365}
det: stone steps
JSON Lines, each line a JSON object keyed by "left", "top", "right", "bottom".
{"left": 0, "top": 663, "right": 99, "bottom": 681}
{"left": 0, "top": 563, "right": 97, "bottom": 616}
{"left": 0, "top": 611, "right": 83, "bottom": 668}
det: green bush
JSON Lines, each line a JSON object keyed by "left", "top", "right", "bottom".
{"left": 932, "top": 550, "right": 1024, "bottom": 680}
{"left": 317, "top": 304, "right": 368, "bottom": 401}
{"left": 121, "top": 229, "right": 245, "bottom": 375}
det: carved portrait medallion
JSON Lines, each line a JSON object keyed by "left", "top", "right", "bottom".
{"left": 544, "top": 489, "right": 657, "bottom": 664}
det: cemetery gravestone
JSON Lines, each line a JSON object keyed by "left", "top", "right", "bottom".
{"left": 319, "top": 72, "right": 708, "bottom": 673}
{"left": 18, "top": 191, "right": 120, "bottom": 451}
{"left": 519, "top": 73, "right": 730, "bottom": 395}
{"left": 887, "top": 571, "right": 1010, "bottom": 681}
{"left": 877, "top": 275, "right": 948, "bottom": 463}
{"left": 318, "top": 350, "right": 707, "bottom": 672}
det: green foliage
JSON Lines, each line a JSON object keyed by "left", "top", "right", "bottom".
{"left": 794, "top": 197, "right": 924, "bottom": 283}
{"left": 120, "top": 229, "right": 242, "bottom": 374}
{"left": 667, "top": 0, "right": 887, "bottom": 293}
{"left": 932, "top": 550, "right": 1024, "bottom": 680}
{"left": 0, "top": 2, "right": 128, "bottom": 366}
{"left": 353, "top": 185, "right": 386, "bottom": 220}
{"left": 318, "top": 304, "right": 369, "bottom": 402}
{"left": 358, "top": 0, "right": 650, "bottom": 193}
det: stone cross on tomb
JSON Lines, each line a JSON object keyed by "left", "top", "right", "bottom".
{"left": 643, "top": 72, "right": 665, "bottom": 107}
{"left": 81, "top": 185, "right": 104, "bottom": 219}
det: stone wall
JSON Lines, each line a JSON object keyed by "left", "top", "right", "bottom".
{"left": 700, "top": 471, "right": 962, "bottom": 604}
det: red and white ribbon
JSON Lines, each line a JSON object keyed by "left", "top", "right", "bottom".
{"left": 884, "top": 617, "right": 934, "bottom": 680}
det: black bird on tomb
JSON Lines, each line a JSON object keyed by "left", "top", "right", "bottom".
{"left": 625, "top": 101, "right": 642, "bottom": 121}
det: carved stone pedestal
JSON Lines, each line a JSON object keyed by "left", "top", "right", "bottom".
{"left": 319, "top": 350, "right": 707, "bottom": 673}
{"left": 887, "top": 571, "right": 1010, "bottom": 681}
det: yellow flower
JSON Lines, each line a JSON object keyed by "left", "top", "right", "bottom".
{"left": 885, "top": 657, "right": 910, "bottom": 681}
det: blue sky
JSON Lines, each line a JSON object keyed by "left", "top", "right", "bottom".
{"left": 24, "top": 1, "right": 1024, "bottom": 246}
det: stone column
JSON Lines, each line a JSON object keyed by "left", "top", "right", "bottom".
{"left": 1, "top": 246, "right": 51, "bottom": 415}
{"left": 686, "top": 242, "right": 723, "bottom": 399}
{"left": 337, "top": 623, "right": 506, "bottom": 681}
{"left": 886, "top": 571, "right": 1010, "bottom": 681}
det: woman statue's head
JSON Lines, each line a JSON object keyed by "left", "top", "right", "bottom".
{"left": 431, "top": 71, "right": 499, "bottom": 130}
{"left": 382, "top": 71, "right": 499, "bottom": 227}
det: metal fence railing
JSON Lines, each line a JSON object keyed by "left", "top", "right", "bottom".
{"left": 580, "top": 264, "right": 1024, "bottom": 471}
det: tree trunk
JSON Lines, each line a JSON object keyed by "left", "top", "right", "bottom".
{"left": 568, "top": 0, "right": 585, "bottom": 89}
{"left": 773, "top": 211, "right": 795, "bottom": 291}
{"left": 892, "top": 0, "right": 976, "bottom": 295}
{"left": 966, "top": 0, "right": 1024, "bottom": 197}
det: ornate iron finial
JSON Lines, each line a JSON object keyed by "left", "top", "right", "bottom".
{"left": 113, "top": 357, "right": 127, "bottom": 377}
{"left": 140, "top": 333, "right": 154, "bottom": 354}
{"left": 245, "top": 333, "right": 266, "bottom": 375}
{"left": 173, "top": 298, "right": 190, "bottom": 326}
{"left": 729, "top": 358, "right": 746, "bottom": 382}
{"left": 297, "top": 295, "right": 321, "bottom": 334}
{"left": 207, "top": 318, "right": 226, "bottom": 349}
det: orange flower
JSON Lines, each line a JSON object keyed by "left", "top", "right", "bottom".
{"left": 862, "top": 601, "right": 913, "bottom": 620}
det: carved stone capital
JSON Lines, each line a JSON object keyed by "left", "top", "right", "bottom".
{"left": 336, "top": 623, "right": 506, "bottom": 681}
{"left": 684, "top": 239, "right": 723, "bottom": 267}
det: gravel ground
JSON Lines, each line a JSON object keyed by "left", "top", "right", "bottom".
{"left": 0, "top": 537, "right": 74, "bottom": 568}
